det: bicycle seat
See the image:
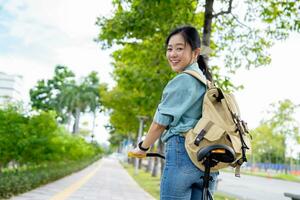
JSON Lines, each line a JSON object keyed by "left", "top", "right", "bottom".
{"left": 197, "top": 144, "right": 235, "bottom": 163}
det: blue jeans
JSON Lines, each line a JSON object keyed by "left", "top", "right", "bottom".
{"left": 160, "top": 135, "right": 219, "bottom": 200}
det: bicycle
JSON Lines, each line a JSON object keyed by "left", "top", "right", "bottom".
{"left": 128, "top": 144, "right": 235, "bottom": 200}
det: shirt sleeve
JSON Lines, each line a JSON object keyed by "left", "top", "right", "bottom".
{"left": 153, "top": 73, "right": 205, "bottom": 126}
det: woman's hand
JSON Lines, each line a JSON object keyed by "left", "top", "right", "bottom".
{"left": 128, "top": 147, "right": 147, "bottom": 158}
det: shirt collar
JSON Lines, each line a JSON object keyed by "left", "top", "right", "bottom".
{"left": 183, "top": 62, "right": 203, "bottom": 75}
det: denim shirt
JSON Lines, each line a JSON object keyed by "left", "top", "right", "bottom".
{"left": 153, "top": 62, "right": 206, "bottom": 142}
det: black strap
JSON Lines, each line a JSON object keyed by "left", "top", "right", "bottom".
{"left": 213, "top": 88, "right": 224, "bottom": 102}
{"left": 194, "top": 122, "right": 214, "bottom": 146}
{"left": 232, "top": 114, "right": 249, "bottom": 162}
{"left": 194, "top": 129, "right": 206, "bottom": 146}
{"left": 138, "top": 141, "right": 150, "bottom": 152}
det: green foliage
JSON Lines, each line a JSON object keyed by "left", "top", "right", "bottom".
{"left": 30, "top": 65, "right": 75, "bottom": 122}
{"left": 101, "top": 41, "right": 170, "bottom": 133}
{"left": 96, "top": 0, "right": 199, "bottom": 48}
{"left": 251, "top": 124, "right": 285, "bottom": 163}
{"left": 250, "top": 0, "right": 299, "bottom": 34}
{"left": 0, "top": 104, "right": 104, "bottom": 198}
{"left": 0, "top": 106, "right": 28, "bottom": 167}
{"left": 97, "top": 0, "right": 202, "bottom": 140}
{"left": 30, "top": 66, "right": 104, "bottom": 134}
{"left": 20, "top": 111, "right": 58, "bottom": 164}
{"left": 0, "top": 105, "right": 103, "bottom": 169}
{"left": 0, "top": 157, "right": 100, "bottom": 199}
{"left": 250, "top": 99, "right": 300, "bottom": 163}
{"left": 96, "top": 0, "right": 299, "bottom": 145}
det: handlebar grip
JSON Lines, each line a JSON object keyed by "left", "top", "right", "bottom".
{"left": 128, "top": 152, "right": 165, "bottom": 159}
{"left": 128, "top": 152, "right": 147, "bottom": 158}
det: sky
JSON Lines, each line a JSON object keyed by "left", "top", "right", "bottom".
{"left": 0, "top": 0, "right": 115, "bottom": 144}
{"left": 0, "top": 0, "right": 299, "bottom": 147}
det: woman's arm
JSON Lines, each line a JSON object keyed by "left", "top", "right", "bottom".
{"left": 142, "top": 121, "right": 166, "bottom": 148}
{"left": 129, "top": 121, "right": 166, "bottom": 156}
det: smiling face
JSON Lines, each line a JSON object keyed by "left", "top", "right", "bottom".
{"left": 166, "top": 33, "right": 198, "bottom": 73}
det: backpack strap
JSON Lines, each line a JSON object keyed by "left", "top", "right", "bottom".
{"left": 183, "top": 70, "right": 209, "bottom": 87}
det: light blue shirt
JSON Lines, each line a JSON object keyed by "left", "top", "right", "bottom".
{"left": 153, "top": 62, "right": 206, "bottom": 142}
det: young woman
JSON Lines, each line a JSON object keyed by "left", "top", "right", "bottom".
{"left": 128, "top": 25, "right": 218, "bottom": 200}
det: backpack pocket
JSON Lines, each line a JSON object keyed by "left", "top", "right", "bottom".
{"left": 191, "top": 117, "right": 226, "bottom": 144}
{"left": 184, "top": 119, "right": 234, "bottom": 172}
{"left": 203, "top": 123, "right": 225, "bottom": 142}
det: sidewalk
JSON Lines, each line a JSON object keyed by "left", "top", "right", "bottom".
{"left": 11, "top": 157, "right": 155, "bottom": 200}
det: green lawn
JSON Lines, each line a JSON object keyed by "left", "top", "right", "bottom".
{"left": 222, "top": 168, "right": 300, "bottom": 183}
{"left": 122, "top": 163, "right": 237, "bottom": 200}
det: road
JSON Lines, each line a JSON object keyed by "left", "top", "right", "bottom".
{"left": 217, "top": 172, "right": 300, "bottom": 200}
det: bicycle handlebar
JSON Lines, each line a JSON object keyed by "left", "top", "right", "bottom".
{"left": 146, "top": 153, "right": 165, "bottom": 159}
{"left": 128, "top": 152, "right": 165, "bottom": 159}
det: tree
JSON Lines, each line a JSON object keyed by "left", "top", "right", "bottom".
{"left": 267, "top": 99, "right": 300, "bottom": 164}
{"left": 97, "top": 0, "right": 299, "bottom": 71}
{"left": 31, "top": 67, "right": 103, "bottom": 134}
{"left": 57, "top": 72, "right": 102, "bottom": 134}
{"left": 30, "top": 65, "right": 75, "bottom": 123}
{"left": 20, "top": 111, "right": 59, "bottom": 164}
{"left": 82, "top": 72, "right": 102, "bottom": 137}
{"left": 251, "top": 124, "right": 285, "bottom": 163}
{"left": 58, "top": 83, "right": 84, "bottom": 133}
{"left": 95, "top": 0, "right": 299, "bottom": 147}
{"left": 0, "top": 105, "right": 28, "bottom": 171}
{"left": 251, "top": 99, "right": 300, "bottom": 164}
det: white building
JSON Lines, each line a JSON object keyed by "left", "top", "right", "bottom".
{"left": 0, "top": 72, "right": 23, "bottom": 104}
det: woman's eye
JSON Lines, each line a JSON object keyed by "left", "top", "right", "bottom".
{"left": 176, "top": 48, "right": 183, "bottom": 51}
{"left": 167, "top": 48, "right": 172, "bottom": 51}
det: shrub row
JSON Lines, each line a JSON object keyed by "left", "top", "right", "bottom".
{"left": 0, "top": 156, "right": 101, "bottom": 199}
{"left": 0, "top": 106, "right": 103, "bottom": 168}
{"left": 0, "top": 101, "right": 104, "bottom": 199}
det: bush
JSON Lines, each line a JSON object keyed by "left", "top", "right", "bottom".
{"left": 0, "top": 156, "right": 101, "bottom": 199}
{"left": 0, "top": 107, "right": 103, "bottom": 169}
{"left": 0, "top": 106, "right": 28, "bottom": 168}
{"left": 0, "top": 106, "right": 104, "bottom": 199}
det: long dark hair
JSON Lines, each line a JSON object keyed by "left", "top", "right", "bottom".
{"left": 165, "top": 25, "right": 213, "bottom": 81}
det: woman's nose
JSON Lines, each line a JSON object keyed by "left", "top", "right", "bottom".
{"left": 169, "top": 50, "right": 177, "bottom": 57}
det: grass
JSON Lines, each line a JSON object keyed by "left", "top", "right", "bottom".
{"left": 122, "top": 163, "right": 237, "bottom": 200}
{"left": 274, "top": 173, "right": 300, "bottom": 182}
{"left": 222, "top": 168, "right": 300, "bottom": 183}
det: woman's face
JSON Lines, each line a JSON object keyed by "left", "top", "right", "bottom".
{"left": 166, "top": 33, "right": 197, "bottom": 72}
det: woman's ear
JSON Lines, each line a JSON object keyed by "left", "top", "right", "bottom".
{"left": 193, "top": 48, "right": 201, "bottom": 60}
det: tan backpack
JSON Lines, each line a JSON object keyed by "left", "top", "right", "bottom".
{"left": 183, "top": 70, "right": 252, "bottom": 177}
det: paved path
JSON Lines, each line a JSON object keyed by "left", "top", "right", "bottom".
{"left": 217, "top": 172, "right": 300, "bottom": 200}
{"left": 11, "top": 157, "right": 155, "bottom": 200}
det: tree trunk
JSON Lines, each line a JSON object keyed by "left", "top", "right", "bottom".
{"left": 67, "top": 112, "right": 72, "bottom": 132}
{"left": 72, "top": 107, "right": 80, "bottom": 134}
{"left": 146, "top": 145, "right": 154, "bottom": 172}
{"left": 158, "top": 139, "right": 165, "bottom": 175}
{"left": 202, "top": 0, "right": 214, "bottom": 48}
{"left": 92, "top": 112, "right": 96, "bottom": 138}
{"left": 152, "top": 157, "right": 158, "bottom": 177}
{"left": 138, "top": 159, "right": 143, "bottom": 169}
{"left": 152, "top": 138, "right": 165, "bottom": 177}
{"left": 146, "top": 157, "right": 153, "bottom": 173}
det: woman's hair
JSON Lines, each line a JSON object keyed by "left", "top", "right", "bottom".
{"left": 165, "top": 25, "right": 213, "bottom": 81}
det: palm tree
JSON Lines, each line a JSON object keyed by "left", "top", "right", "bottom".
{"left": 57, "top": 72, "right": 101, "bottom": 134}
{"left": 58, "top": 83, "right": 84, "bottom": 134}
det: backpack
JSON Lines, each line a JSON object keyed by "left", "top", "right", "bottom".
{"left": 183, "top": 70, "right": 252, "bottom": 177}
